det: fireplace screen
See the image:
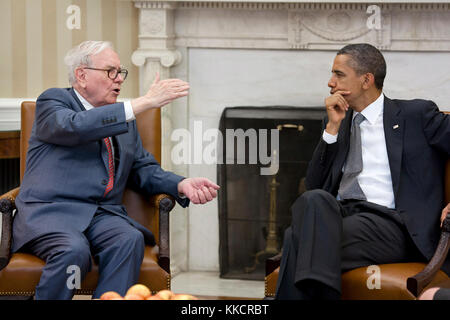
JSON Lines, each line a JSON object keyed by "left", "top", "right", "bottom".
{"left": 218, "top": 106, "right": 326, "bottom": 280}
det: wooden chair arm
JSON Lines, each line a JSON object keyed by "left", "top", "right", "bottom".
{"left": 148, "top": 193, "right": 175, "bottom": 274}
{"left": 266, "top": 252, "right": 283, "bottom": 276}
{"left": 0, "top": 195, "right": 16, "bottom": 271}
{"left": 407, "top": 213, "right": 450, "bottom": 297}
{"left": 0, "top": 187, "right": 20, "bottom": 204}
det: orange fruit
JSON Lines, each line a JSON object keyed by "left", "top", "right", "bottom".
{"left": 100, "top": 291, "right": 123, "bottom": 300}
{"left": 124, "top": 293, "right": 145, "bottom": 300}
{"left": 154, "top": 289, "right": 174, "bottom": 300}
{"left": 125, "top": 284, "right": 151, "bottom": 299}
{"left": 172, "top": 294, "right": 198, "bottom": 300}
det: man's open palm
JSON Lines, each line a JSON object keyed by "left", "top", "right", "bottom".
{"left": 178, "top": 177, "right": 220, "bottom": 204}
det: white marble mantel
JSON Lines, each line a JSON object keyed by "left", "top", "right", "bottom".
{"left": 133, "top": 0, "right": 450, "bottom": 51}
{"left": 130, "top": 1, "right": 450, "bottom": 275}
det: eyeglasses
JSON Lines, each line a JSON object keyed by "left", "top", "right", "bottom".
{"left": 84, "top": 67, "right": 128, "bottom": 81}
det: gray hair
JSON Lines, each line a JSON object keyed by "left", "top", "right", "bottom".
{"left": 337, "top": 43, "right": 386, "bottom": 90}
{"left": 64, "top": 41, "right": 114, "bottom": 85}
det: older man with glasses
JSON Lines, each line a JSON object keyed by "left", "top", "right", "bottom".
{"left": 12, "top": 41, "right": 219, "bottom": 300}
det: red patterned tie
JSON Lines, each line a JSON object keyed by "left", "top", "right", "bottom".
{"left": 103, "top": 138, "right": 114, "bottom": 196}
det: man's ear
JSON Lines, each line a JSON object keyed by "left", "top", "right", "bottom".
{"left": 74, "top": 67, "right": 87, "bottom": 88}
{"left": 362, "top": 73, "right": 375, "bottom": 90}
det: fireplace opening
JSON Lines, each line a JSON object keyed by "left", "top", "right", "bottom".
{"left": 218, "top": 106, "right": 326, "bottom": 280}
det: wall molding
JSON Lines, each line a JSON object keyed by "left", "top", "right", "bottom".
{"left": 0, "top": 99, "right": 32, "bottom": 131}
{"left": 136, "top": 1, "right": 450, "bottom": 11}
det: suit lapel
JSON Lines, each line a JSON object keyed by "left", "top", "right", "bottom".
{"left": 69, "top": 88, "right": 110, "bottom": 174}
{"left": 383, "top": 96, "right": 404, "bottom": 199}
{"left": 99, "top": 138, "right": 110, "bottom": 177}
{"left": 331, "top": 109, "right": 353, "bottom": 191}
{"left": 112, "top": 135, "right": 123, "bottom": 178}
{"left": 69, "top": 87, "right": 87, "bottom": 112}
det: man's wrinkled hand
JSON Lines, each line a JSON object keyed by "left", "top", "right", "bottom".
{"left": 440, "top": 202, "right": 450, "bottom": 228}
{"left": 145, "top": 72, "right": 189, "bottom": 109}
{"left": 131, "top": 72, "right": 189, "bottom": 115}
{"left": 177, "top": 177, "right": 220, "bottom": 205}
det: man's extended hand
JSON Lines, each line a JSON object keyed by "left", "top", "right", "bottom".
{"left": 440, "top": 202, "right": 450, "bottom": 228}
{"left": 178, "top": 177, "right": 220, "bottom": 205}
{"left": 131, "top": 72, "right": 189, "bottom": 115}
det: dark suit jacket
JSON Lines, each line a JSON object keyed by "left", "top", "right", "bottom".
{"left": 305, "top": 96, "right": 450, "bottom": 267}
{"left": 12, "top": 88, "right": 189, "bottom": 252}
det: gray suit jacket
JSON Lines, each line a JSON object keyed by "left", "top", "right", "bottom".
{"left": 12, "top": 88, "right": 189, "bottom": 252}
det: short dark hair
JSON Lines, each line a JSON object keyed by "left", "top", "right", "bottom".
{"left": 337, "top": 43, "right": 386, "bottom": 90}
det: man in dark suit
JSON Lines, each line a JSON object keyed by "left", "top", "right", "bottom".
{"left": 12, "top": 41, "right": 220, "bottom": 300}
{"left": 275, "top": 43, "right": 450, "bottom": 299}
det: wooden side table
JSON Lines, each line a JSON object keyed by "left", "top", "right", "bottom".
{"left": 0, "top": 131, "right": 20, "bottom": 159}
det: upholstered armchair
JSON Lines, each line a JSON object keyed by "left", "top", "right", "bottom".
{"left": 264, "top": 112, "right": 450, "bottom": 300}
{"left": 0, "top": 101, "right": 176, "bottom": 298}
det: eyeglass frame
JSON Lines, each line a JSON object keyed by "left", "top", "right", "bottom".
{"left": 83, "top": 66, "right": 128, "bottom": 81}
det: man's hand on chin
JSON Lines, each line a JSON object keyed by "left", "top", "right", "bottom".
{"left": 177, "top": 177, "right": 220, "bottom": 205}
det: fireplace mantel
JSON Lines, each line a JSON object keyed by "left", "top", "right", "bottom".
{"left": 135, "top": 0, "right": 450, "bottom": 5}
{"left": 133, "top": 0, "right": 450, "bottom": 52}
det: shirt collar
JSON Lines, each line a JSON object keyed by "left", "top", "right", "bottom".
{"left": 355, "top": 92, "right": 384, "bottom": 125}
{"left": 73, "top": 88, "right": 95, "bottom": 111}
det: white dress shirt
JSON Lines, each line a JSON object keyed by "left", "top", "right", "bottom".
{"left": 323, "top": 93, "right": 396, "bottom": 209}
{"left": 73, "top": 89, "right": 135, "bottom": 122}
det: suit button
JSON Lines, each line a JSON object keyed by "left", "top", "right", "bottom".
{"left": 101, "top": 179, "right": 108, "bottom": 185}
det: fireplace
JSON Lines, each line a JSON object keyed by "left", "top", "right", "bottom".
{"left": 217, "top": 106, "right": 326, "bottom": 280}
